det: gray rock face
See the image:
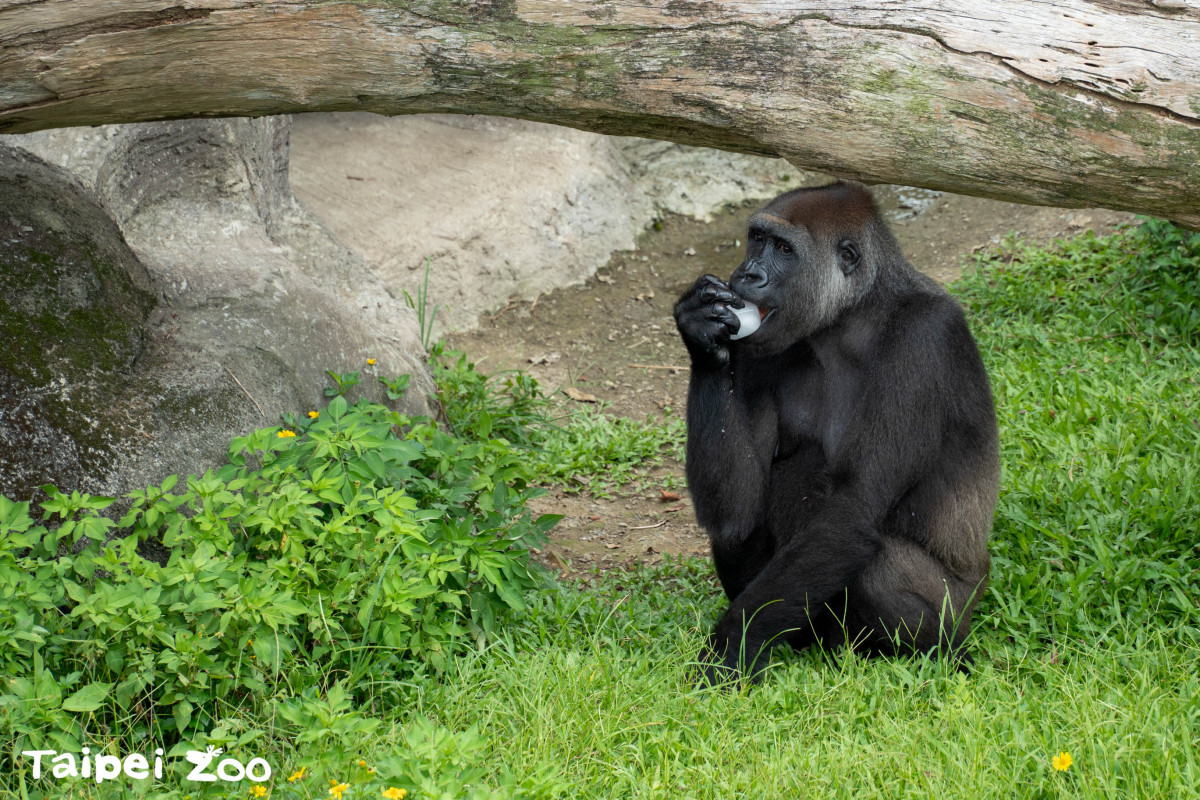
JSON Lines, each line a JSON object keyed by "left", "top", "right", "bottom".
{"left": 1, "top": 117, "right": 432, "bottom": 501}
{"left": 289, "top": 113, "right": 807, "bottom": 334}
{"left": 0, "top": 147, "right": 156, "bottom": 498}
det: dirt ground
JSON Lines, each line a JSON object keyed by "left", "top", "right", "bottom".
{"left": 447, "top": 187, "right": 1134, "bottom": 576}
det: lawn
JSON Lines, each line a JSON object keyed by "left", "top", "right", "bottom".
{"left": 3, "top": 219, "right": 1198, "bottom": 799}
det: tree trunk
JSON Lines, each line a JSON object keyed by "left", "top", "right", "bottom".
{"left": 2, "top": 1, "right": 1198, "bottom": 226}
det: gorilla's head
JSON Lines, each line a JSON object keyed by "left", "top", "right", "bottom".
{"left": 730, "top": 182, "right": 898, "bottom": 353}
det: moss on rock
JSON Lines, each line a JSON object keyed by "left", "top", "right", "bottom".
{"left": 0, "top": 145, "right": 158, "bottom": 500}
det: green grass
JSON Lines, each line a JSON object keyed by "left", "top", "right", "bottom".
{"left": 392, "top": 567, "right": 1200, "bottom": 799}
{"left": 528, "top": 405, "right": 685, "bottom": 498}
{"left": 100, "top": 561, "right": 1196, "bottom": 799}
{"left": 430, "top": 342, "right": 685, "bottom": 498}
{"left": 957, "top": 219, "right": 1200, "bottom": 643}
{"left": 5, "top": 218, "right": 1200, "bottom": 799}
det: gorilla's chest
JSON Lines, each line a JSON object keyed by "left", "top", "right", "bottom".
{"left": 741, "top": 350, "right": 862, "bottom": 479}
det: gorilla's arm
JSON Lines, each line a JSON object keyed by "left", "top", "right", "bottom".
{"left": 675, "top": 275, "right": 771, "bottom": 546}
{"left": 684, "top": 361, "right": 770, "bottom": 546}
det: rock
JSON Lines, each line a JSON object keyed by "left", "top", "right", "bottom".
{"left": 0, "top": 147, "right": 156, "bottom": 499}
{"left": 0, "top": 117, "right": 433, "bottom": 500}
{"left": 289, "top": 113, "right": 814, "bottom": 333}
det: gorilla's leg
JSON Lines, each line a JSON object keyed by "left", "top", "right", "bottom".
{"left": 710, "top": 528, "right": 776, "bottom": 601}
{"left": 846, "top": 538, "right": 981, "bottom": 660}
{"left": 702, "top": 518, "right": 878, "bottom": 682}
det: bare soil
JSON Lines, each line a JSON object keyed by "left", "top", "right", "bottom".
{"left": 447, "top": 189, "right": 1133, "bottom": 576}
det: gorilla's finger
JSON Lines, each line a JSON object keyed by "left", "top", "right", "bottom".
{"left": 700, "top": 285, "right": 739, "bottom": 306}
{"left": 707, "top": 303, "right": 741, "bottom": 330}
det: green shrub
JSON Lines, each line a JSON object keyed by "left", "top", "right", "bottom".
{"left": 430, "top": 343, "right": 551, "bottom": 447}
{"left": 0, "top": 389, "right": 559, "bottom": 755}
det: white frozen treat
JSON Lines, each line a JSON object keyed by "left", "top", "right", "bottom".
{"left": 729, "top": 302, "right": 761, "bottom": 340}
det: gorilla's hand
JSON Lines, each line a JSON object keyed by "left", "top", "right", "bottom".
{"left": 674, "top": 274, "right": 744, "bottom": 364}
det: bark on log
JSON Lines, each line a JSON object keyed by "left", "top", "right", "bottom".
{"left": 2, "top": 1, "right": 1199, "bottom": 226}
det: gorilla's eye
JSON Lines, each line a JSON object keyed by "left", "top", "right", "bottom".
{"left": 838, "top": 240, "right": 860, "bottom": 272}
{"left": 777, "top": 240, "right": 793, "bottom": 255}
{"left": 752, "top": 230, "right": 765, "bottom": 244}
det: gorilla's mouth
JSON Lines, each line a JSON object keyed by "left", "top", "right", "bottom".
{"left": 759, "top": 306, "right": 775, "bottom": 324}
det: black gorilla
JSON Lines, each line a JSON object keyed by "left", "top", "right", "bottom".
{"left": 674, "top": 182, "right": 999, "bottom": 683}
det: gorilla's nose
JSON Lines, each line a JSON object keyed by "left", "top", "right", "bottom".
{"left": 734, "top": 262, "right": 769, "bottom": 290}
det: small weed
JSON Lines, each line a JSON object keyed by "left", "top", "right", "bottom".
{"left": 403, "top": 257, "right": 441, "bottom": 352}
{"left": 324, "top": 369, "right": 362, "bottom": 397}
{"left": 379, "top": 373, "right": 411, "bottom": 401}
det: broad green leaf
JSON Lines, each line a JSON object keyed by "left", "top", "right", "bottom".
{"left": 62, "top": 682, "right": 112, "bottom": 713}
{"left": 173, "top": 699, "right": 193, "bottom": 733}
{"left": 328, "top": 395, "right": 348, "bottom": 420}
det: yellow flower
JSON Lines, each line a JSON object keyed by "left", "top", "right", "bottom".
{"left": 367, "top": 358, "right": 377, "bottom": 365}
{"left": 249, "top": 786, "right": 267, "bottom": 799}
{"left": 308, "top": 411, "right": 319, "bottom": 419}
{"left": 329, "top": 783, "right": 350, "bottom": 799}
{"left": 278, "top": 430, "right": 296, "bottom": 438}
{"left": 382, "top": 788, "right": 407, "bottom": 800}
{"left": 358, "top": 759, "right": 367, "bottom": 767}
{"left": 287, "top": 767, "right": 307, "bottom": 782}
{"left": 1052, "top": 751, "right": 1073, "bottom": 772}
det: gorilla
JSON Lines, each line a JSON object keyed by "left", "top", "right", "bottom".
{"left": 673, "top": 182, "right": 999, "bottom": 683}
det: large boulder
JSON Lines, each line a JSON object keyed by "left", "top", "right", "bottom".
{"left": 0, "top": 117, "right": 432, "bottom": 501}
{"left": 0, "top": 147, "right": 156, "bottom": 499}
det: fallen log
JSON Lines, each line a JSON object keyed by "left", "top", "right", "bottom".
{"left": 2, "top": 1, "right": 1198, "bottom": 225}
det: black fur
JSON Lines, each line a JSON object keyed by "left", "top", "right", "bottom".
{"left": 674, "top": 182, "right": 999, "bottom": 684}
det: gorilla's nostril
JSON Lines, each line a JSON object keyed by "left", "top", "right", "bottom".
{"left": 740, "top": 266, "right": 768, "bottom": 287}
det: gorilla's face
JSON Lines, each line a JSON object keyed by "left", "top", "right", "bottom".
{"left": 729, "top": 212, "right": 867, "bottom": 354}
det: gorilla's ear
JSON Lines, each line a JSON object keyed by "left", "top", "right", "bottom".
{"left": 838, "top": 239, "right": 860, "bottom": 275}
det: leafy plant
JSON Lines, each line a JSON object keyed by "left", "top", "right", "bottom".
{"left": 430, "top": 343, "right": 553, "bottom": 447}
{"left": 0, "top": 391, "right": 560, "bottom": 755}
{"left": 277, "top": 681, "right": 382, "bottom": 768}
{"left": 429, "top": 344, "right": 683, "bottom": 495}
{"left": 380, "top": 373, "right": 412, "bottom": 401}
{"left": 325, "top": 369, "right": 363, "bottom": 397}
